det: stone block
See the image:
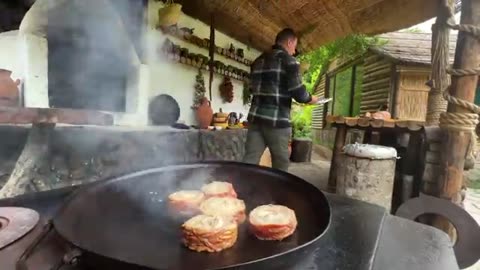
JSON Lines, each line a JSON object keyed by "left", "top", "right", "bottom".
{"left": 199, "top": 129, "right": 247, "bottom": 161}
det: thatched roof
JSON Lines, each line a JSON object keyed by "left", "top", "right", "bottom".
{"left": 174, "top": 0, "right": 439, "bottom": 52}
{"left": 372, "top": 32, "right": 457, "bottom": 66}
{"left": 2, "top": 0, "right": 442, "bottom": 52}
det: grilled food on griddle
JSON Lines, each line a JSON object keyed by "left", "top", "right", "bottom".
{"left": 168, "top": 190, "right": 205, "bottom": 213}
{"left": 201, "top": 181, "right": 237, "bottom": 198}
{"left": 249, "top": 205, "right": 297, "bottom": 241}
{"left": 182, "top": 214, "right": 238, "bottom": 252}
{"left": 199, "top": 196, "right": 246, "bottom": 223}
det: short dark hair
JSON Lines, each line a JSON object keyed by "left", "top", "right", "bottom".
{"left": 275, "top": 28, "right": 297, "bottom": 44}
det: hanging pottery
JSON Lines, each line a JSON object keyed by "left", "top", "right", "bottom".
{"left": 196, "top": 97, "right": 213, "bottom": 129}
{"left": 237, "top": 48, "right": 244, "bottom": 58}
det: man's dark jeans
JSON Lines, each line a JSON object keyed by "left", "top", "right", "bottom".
{"left": 242, "top": 124, "right": 291, "bottom": 172}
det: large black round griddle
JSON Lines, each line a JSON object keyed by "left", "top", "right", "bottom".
{"left": 53, "top": 162, "right": 331, "bottom": 270}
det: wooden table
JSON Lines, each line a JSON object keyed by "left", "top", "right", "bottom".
{"left": 0, "top": 106, "right": 113, "bottom": 198}
{"left": 326, "top": 115, "right": 426, "bottom": 211}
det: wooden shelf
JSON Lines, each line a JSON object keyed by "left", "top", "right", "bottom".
{"left": 164, "top": 51, "right": 248, "bottom": 82}
{"left": 326, "top": 115, "right": 425, "bottom": 131}
{"left": 158, "top": 25, "right": 253, "bottom": 67}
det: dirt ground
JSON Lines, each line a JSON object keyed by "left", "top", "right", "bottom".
{"left": 288, "top": 145, "right": 480, "bottom": 270}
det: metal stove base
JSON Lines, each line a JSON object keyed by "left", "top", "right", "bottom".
{"left": 0, "top": 186, "right": 460, "bottom": 270}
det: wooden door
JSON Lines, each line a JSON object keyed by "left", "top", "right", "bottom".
{"left": 395, "top": 72, "right": 430, "bottom": 121}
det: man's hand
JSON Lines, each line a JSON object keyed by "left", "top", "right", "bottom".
{"left": 308, "top": 95, "right": 319, "bottom": 104}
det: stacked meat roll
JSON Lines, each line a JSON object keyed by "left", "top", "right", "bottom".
{"left": 201, "top": 181, "right": 238, "bottom": 198}
{"left": 182, "top": 215, "right": 238, "bottom": 252}
{"left": 248, "top": 205, "right": 298, "bottom": 241}
{"left": 199, "top": 197, "right": 246, "bottom": 224}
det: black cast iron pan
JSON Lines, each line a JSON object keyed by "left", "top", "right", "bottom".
{"left": 53, "top": 162, "right": 331, "bottom": 270}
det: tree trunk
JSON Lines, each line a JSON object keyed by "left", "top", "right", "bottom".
{"left": 434, "top": 0, "right": 480, "bottom": 234}
{"left": 337, "top": 154, "right": 396, "bottom": 211}
{"left": 328, "top": 126, "right": 347, "bottom": 192}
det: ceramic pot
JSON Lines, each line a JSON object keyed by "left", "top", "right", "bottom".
{"left": 196, "top": 97, "right": 213, "bottom": 129}
{"left": 0, "top": 70, "right": 19, "bottom": 107}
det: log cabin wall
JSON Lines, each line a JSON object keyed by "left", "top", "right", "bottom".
{"left": 312, "top": 74, "right": 326, "bottom": 129}
{"left": 360, "top": 52, "right": 394, "bottom": 114}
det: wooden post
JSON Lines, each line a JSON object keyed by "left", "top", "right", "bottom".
{"left": 327, "top": 125, "right": 347, "bottom": 192}
{"left": 208, "top": 13, "right": 215, "bottom": 101}
{"left": 435, "top": 0, "right": 480, "bottom": 232}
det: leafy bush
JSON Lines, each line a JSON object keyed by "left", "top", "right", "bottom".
{"left": 291, "top": 34, "right": 386, "bottom": 140}
{"left": 291, "top": 105, "right": 313, "bottom": 139}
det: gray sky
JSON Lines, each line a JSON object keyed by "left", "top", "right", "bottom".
{"left": 407, "top": 13, "right": 461, "bottom": 33}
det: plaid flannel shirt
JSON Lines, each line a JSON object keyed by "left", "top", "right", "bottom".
{"left": 247, "top": 45, "right": 312, "bottom": 128}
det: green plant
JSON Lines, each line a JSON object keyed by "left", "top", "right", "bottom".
{"left": 291, "top": 105, "right": 313, "bottom": 139}
{"left": 299, "top": 34, "right": 386, "bottom": 94}
{"left": 242, "top": 80, "right": 252, "bottom": 105}
{"left": 192, "top": 68, "right": 206, "bottom": 109}
{"left": 291, "top": 34, "right": 387, "bottom": 140}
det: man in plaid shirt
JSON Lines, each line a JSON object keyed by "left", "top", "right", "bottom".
{"left": 243, "top": 28, "right": 319, "bottom": 171}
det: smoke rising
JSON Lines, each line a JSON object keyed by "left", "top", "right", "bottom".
{"left": 28, "top": 0, "right": 146, "bottom": 112}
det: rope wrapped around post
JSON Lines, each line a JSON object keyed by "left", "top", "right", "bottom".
{"left": 426, "top": 0, "right": 452, "bottom": 126}
{"left": 439, "top": 3, "right": 480, "bottom": 161}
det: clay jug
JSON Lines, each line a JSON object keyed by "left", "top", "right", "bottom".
{"left": 0, "top": 70, "right": 19, "bottom": 107}
{"left": 196, "top": 97, "right": 213, "bottom": 129}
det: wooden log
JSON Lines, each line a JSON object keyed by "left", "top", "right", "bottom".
{"left": 426, "top": 151, "right": 441, "bottom": 164}
{"left": 433, "top": 0, "right": 480, "bottom": 234}
{"left": 396, "top": 120, "right": 424, "bottom": 131}
{"left": 363, "top": 68, "right": 392, "bottom": 84}
{"left": 364, "top": 54, "right": 383, "bottom": 65}
{"left": 364, "top": 63, "right": 392, "bottom": 75}
{"left": 424, "top": 126, "right": 444, "bottom": 142}
{"left": 361, "top": 87, "right": 390, "bottom": 96}
{"left": 358, "top": 117, "right": 371, "bottom": 127}
{"left": 327, "top": 125, "right": 347, "bottom": 193}
{"left": 360, "top": 105, "right": 382, "bottom": 112}
{"left": 0, "top": 123, "right": 55, "bottom": 198}
{"left": 370, "top": 132, "right": 381, "bottom": 144}
{"left": 383, "top": 119, "right": 396, "bottom": 128}
{"left": 370, "top": 119, "right": 384, "bottom": 128}
{"left": 335, "top": 116, "right": 346, "bottom": 124}
{"left": 402, "top": 131, "right": 423, "bottom": 185}
{"left": 326, "top": 115, "right": 337, "bottom": 123}
{"left": 363, "top": 129, "right": 372, "bottom": 143}
{"left": 336, "top": 152, "right": 396, "bottom": 211}
{"left": 361, "top": 98, "right": 389, "bottom": 107}
{"left": 362, "top": 83, "right": 391, "bottom": 93}
{"left": 344, "top": 117, "right": 359, "bottom": 126}
{"left": 423, "top": 163, "right": 442, "bottom": 183}
{"left": 362, "top": 77, "right": 391, "bottom": 89}
{"left": 360, "top": 103, "right": 383, "bottom": 110}
{"left": 429, "top": 142, "right": 442, "bottom": 152}
{"left": 363, "top": 69, "right": 391, "bottom": 83}
{"left": 361, "top": 92, "right": 390, "bottom": 102}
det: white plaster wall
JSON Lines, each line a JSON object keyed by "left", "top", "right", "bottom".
{"left": 0, "top": 31, "right": 19, "bottom": 73}
{"left": 146, "top": 1, "right": 261, "bottom": 125}
{"left": 21, "top": 34, "right": 49, "bottom": 108}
